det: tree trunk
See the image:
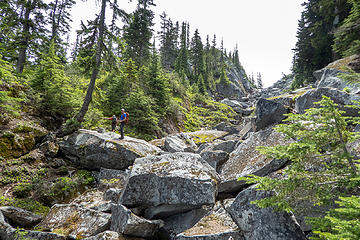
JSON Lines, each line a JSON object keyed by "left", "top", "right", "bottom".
{"left": 16, "top": 0, "right": 32, "bottom": 74}
{"left": 75, "top": 0, "right": 106, "bottom": 123}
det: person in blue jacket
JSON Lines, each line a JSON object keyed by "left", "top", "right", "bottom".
{"left": 118, "top": 109, "right": 127, "bottom": 139}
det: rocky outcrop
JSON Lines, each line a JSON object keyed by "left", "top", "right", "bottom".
{"left": 219, "top": 128, "right": 291, "bottom": 193}
{"left": 176, "top": 202, "right": 243, "bottom": 240}
{"left": 295, "top": 87, "right": 360, "bottom": 116}
{"left": 120, "top": 152, "right": 220, "bottom": 219}
{"left": 110, "top": 204, "right": 164, "bottom": 238}
{"left": 37, "top": 204, "right": 111, "bottom": 238}
{"left": 253, "top": 98, "right": 288, "bottom": 131}
{"left": 59, "top": 129, "right": 162, "bottom": 170}
{"left": 0, "top": 120, "right": 48, "bottom": 158}
{"left": 226, "top": 188, "right": 306, "bottom": 240}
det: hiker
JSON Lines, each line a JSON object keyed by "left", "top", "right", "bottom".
{"left": 103, "top": 115, "right": 117, "bottom": 132}
{"left": 118, "top": 109, "right": 128, "bottom": 139}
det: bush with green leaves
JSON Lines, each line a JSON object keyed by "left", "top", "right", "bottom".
{"left": 239, "top": 96, "right": 359, "bottom": 215}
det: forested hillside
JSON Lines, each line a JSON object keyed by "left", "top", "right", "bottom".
{"left": 0, "top": 0, "right": 252, "bottom": 141}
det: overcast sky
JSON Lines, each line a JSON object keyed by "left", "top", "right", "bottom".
{"left": 70, "top": 0, "right": 304, "bottom": 87}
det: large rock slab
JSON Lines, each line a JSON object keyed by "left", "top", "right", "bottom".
{"left": 176, "top": 202, "right": 243, "bottom": 240}
{"left": 83, "top": 231, "right": 145, "bottom": 240}
{"left": 164, "top": 133, "right": 198, "bottom": 153}
{"left": 226, "top": 188, "right": 306, "bottom": 240}
{"left": 219, "top": 128, "right": 291, "bottom": 193}
{"left": 111, "top": 204, "right": 163, "bottom": 238}
{"left": 254, "top": 98, "right": 288, "bottom": 131}
{"left": 37, "top": 204, "right": 111, "bottom": 238}
{"left": 120, "top": 152, "right": 220, "bottom": 219}
{"left": 187, "top": 130, "right": 229, "bottom": 144}
{"left": 295, "top": 87, "right": 360, "bottom": 116}
{"left": 0, "top": 206, "right": 42, "bottom": 228}
{"left": 59, "top": 129, "right": 161, "bottom": 170}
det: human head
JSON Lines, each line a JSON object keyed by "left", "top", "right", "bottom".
{"left": 121, "top": 109, "right": 125, "bottom": 113}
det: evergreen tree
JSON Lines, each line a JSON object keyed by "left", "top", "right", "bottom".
{"left": 190, "top": 29, "right": 205, "bottom": 87}
{"left": 291, "top": 0, "right": 351, "bottom": 88}
{"left": 32, "top": 41, "right": 78, "bottom": 117}
{"left": 47, "top": 0, "right": 75, "bottom": 60}
{"left": 333, "top": 0, "right": 360, "bottom": 57}
{"left": 123, "top": 0, "right": 155, "bottom": 67}
{"left": 257, "top": 72, "right": 263, "bottom": 89}
{"left": 310, "top": 195, "right": 360, "bottom": 240}
{"left": 158, "top": 12, "right": 178, "bottom": 70}
{"left": 240, "top": 96, "right": 359, "bottom": 214}
{"left": 143, "top": 50, "right": 170, "bottom": 116}
{"left": 175, "top": 22, "right": 189, "bottom": 77}
{"left": 1, "top": 0, "right": 48, "bottom": 73}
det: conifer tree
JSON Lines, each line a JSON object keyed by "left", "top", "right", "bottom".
{"left": 158, "top": 12, "right": 178, "bottom": 70}
{"left": 190, "top": 29, "right": 206, "bottom": 87}
{"left": 123, "top": 0, "right": 155, "bottom": 67}
{"left": 47, "top": 0, "right": 75, "bottom": 60}
{"left": 333, "top": 0, "right": 360, "bottom": 57}
{"left": 240, "top": 96, "right": 359, "bottom": 214}
{"left": 175, "top": 22, "right": 189, "bottom": 77}
{"left": 292, "top": 0, "right": 351, "bottom": 88}
{"left": 257, "top": 72, "right": 263, "bottom": 89}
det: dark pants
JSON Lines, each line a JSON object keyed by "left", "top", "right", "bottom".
{"left": 120, "top": 122, "right": 125, "bottom": 139}
{"left": 111, "top": 123, "right": 116, "bottom": 132}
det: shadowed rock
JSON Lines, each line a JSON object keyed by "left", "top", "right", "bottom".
{"left": 175, "top": 202, "right": 243, "bottom": 240}
{"left": 0, "top": 206, "right": 42, "bottom": 228}
{"left": 110, "top": 204, "right": 163, "bottom": 238}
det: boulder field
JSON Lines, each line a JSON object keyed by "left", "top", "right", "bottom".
{"left": 2, "top": 57, "right": 359, "bottom": 239}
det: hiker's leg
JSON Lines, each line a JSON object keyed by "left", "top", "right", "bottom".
{"left": 112, "top": 123, "right": 116, "bottom": 132}
{"left": 120, "top": 123, "right": 124, "bottom": 139}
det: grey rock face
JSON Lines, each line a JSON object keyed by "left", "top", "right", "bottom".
{"left": 175, "top": 202, "right": 243, "bottom": 240}
{"left": 295, "top": 87, "right": 360, "bottom": 116}
{"left": 314, "top": 68, "right": 360, "bottom": 93}
{"left": 164, "top": 133, "right": 198, "bottom": 153}
{"left": 37, "top": 204, "right": 111, "bottom": 238}
{"left": 226, "top": 188, "right": 306, "bottom": 240}
{"left": 59, "top": 129, "right": 161, "bottom": 170}
{"left": 216, "top": 81, "right": 245, "bottom": 100}
{"left": 0, "top": 206, "right": 42, "bottom": 228}
{"left": 254, "top": 98, "right": 288, "bottom": 131}
{"left": 219, "top": 128, "right": 291, "bottom": 193}
{"left": 212, "top": 140, "right": 238, "bottom": 153}
{"left": 120, "top": 152, "right": 219, "bottom": 219}
{"left": 110, "top": 204, "right": 163, "bottom": 238}
{"left": 200, "top": 150, "right": 229, "bottom": 171}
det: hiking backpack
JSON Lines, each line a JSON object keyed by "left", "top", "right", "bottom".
{"left": 124, "top": 112, "right": 129, "bottom": 124}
